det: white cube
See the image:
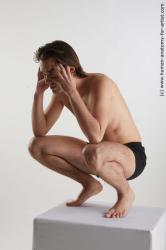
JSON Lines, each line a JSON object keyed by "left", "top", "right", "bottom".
{"left": 32, "top": 200, "right": 166, "bottom": 250}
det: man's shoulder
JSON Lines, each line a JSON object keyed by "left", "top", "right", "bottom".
{"left": 90, "top": 73, "right": 115, "bottom": 90}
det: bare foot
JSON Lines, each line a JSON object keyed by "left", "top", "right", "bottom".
{"left": 104, "top": 187, "right": 135, "bottom": 218}
{"left": 66, "top": 180, "right": 103, "bottom": 206}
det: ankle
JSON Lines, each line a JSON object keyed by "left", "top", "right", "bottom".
{"left": 82, "top": 178, "right": 97, "bottom": 188}
{"left": 117, "top": 185, "right": 131, "bottom": 196}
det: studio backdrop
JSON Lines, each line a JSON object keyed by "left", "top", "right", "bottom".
{"left": 0, "top": 0, "right": 165, "bottom": 250}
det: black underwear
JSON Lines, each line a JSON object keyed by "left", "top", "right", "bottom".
{"left": 86, "top": 141, "right": 147, "bottom": 180}
{"left": 123, "top": 141, "right": 147, "bottom": 180}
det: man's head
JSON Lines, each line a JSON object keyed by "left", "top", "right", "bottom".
{"left": 33, "top": 40, "right": 88, "bottom": 79}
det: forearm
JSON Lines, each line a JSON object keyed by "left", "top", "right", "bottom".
{"left": 32, "top": 92, "right": 47, "bottom": 136}
{"left": 68, "top": 89, "right": 101, "bottom": 143}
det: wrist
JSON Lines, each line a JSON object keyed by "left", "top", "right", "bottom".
{"left": 68, "top": 88, "right": 78, "bottom": 99}
{"left": 34, "top": 90, "right": 44, "bottom": 97}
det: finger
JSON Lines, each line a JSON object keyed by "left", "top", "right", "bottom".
{"left": 66, "top": 65, "right": 72, "bottom": 79}
{"left": 58, "top": 64, "right": 68, "bottom": 80}
{"left": 56, "top": 69, "right": 66, "bottom": 82}
{"left": 38, "top": 68, "right": 43, "bottom": 80}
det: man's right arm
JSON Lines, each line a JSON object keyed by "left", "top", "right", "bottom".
{"left": 32, "top": 92, "right": 64, "bottom": 136}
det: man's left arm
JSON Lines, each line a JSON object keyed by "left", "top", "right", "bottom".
{"left": 68, "top": 77, "right": 111, "bottom": 143}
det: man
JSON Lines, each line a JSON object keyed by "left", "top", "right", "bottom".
{"left": 28, "top": 40, "right": 147, "bottom": 218}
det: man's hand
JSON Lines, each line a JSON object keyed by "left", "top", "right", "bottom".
{"left": 48, "top": 63, "right": 77, "bottom": 97}
{"left": 36, "top": 66, "right": 63, "bottom": 95}
{"left": 35, "top": 67, "right": 49, "bottom": 94}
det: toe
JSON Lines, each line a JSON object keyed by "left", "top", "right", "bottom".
{"left": 110, "top": 210, "right": 117, "bottom": 218}
{"left": 115, "top": 211, "right": 121, "bottom": 218}
{"left": 104, "top": 209, "right": 115, "bottom": 218}
{"left": 119, "top": 212, "right": 123, "bottom": 217}
{"left": 108, "top": 209, "right": 116, "bottom": 218}
{"left": 123, "top": 209, "right": 128, "bottom": 217}
{"left": 121, "top": 210, "right": 126, "bottom": 217}
{"left": 105, "top": 213, "right": 111, "bottom": 218}
{"left": 66, "top": 200, "right": 79, "bottom": 206}
{"left": 115, "top": 212, "right": 120, "bottom": 218}
{"left": 112, "top": 213, "right": 118, "bottom": 218}
{"left": 112, "top": 213, "right": 116, "bottom": 218}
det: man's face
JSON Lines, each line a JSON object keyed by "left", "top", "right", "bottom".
{"left": 39, "top": 57, "right": 60, "bottom": 78}
{"left": 39, "top": 57, "right": 75, "bottom": 78}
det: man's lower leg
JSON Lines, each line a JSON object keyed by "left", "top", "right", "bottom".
{"left": 96, "top": 161, "right": 135, "bottom": 218}
{"left": 97, "top": 161, "right": 130, "bottom": 194}
{"left": 32, "top": 151, "right": 103, "bottom": 206}
{"left": 33, "top": 151, "right": 96, "bottom": 187}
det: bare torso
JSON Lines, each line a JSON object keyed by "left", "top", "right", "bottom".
{"left": 60, "top": 73, "right": 142, "bottom": 144}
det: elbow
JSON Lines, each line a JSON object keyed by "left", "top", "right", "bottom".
{"left": 88, "top": 126, "right": 104, "bottom": 144}
{"left": 88, "top": 134, "right": 103, "bottom": 144}
{"left": 33, "top": 129, "right": 47, "bottom": 137}
{"left": 33, "top": 133, "right": 46, "bottom": 137}
{"left": 88, "top": 122, "right": 105, "bottom": 144}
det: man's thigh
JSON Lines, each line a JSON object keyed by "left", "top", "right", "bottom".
{"left": 91, "top": 141, "right": 136, "bottom": 179}
{"left": 29, "top": 135, "right": 92, "bottom": 174}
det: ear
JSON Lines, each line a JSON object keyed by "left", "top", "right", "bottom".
{"left": 70, "top": 66, "right": 75, "bottom": 74}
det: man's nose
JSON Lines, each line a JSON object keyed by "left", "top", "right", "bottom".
{"left": 47, "top": 70, "right": 58, "bottom": 77}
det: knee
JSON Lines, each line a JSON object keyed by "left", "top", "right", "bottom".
{"left": 28, "top": 136, "right": 43, "bottom": 157}
{"left": 81, "top": 144, "right": 102, "bottom": 174}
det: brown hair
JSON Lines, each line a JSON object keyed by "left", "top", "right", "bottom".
{"left": 33, "top": 40, "right": 89, "bottom": 78}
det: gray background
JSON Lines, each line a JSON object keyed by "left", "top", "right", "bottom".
{"left": 0, "top": 0, "right": 165, "bottom": 249}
